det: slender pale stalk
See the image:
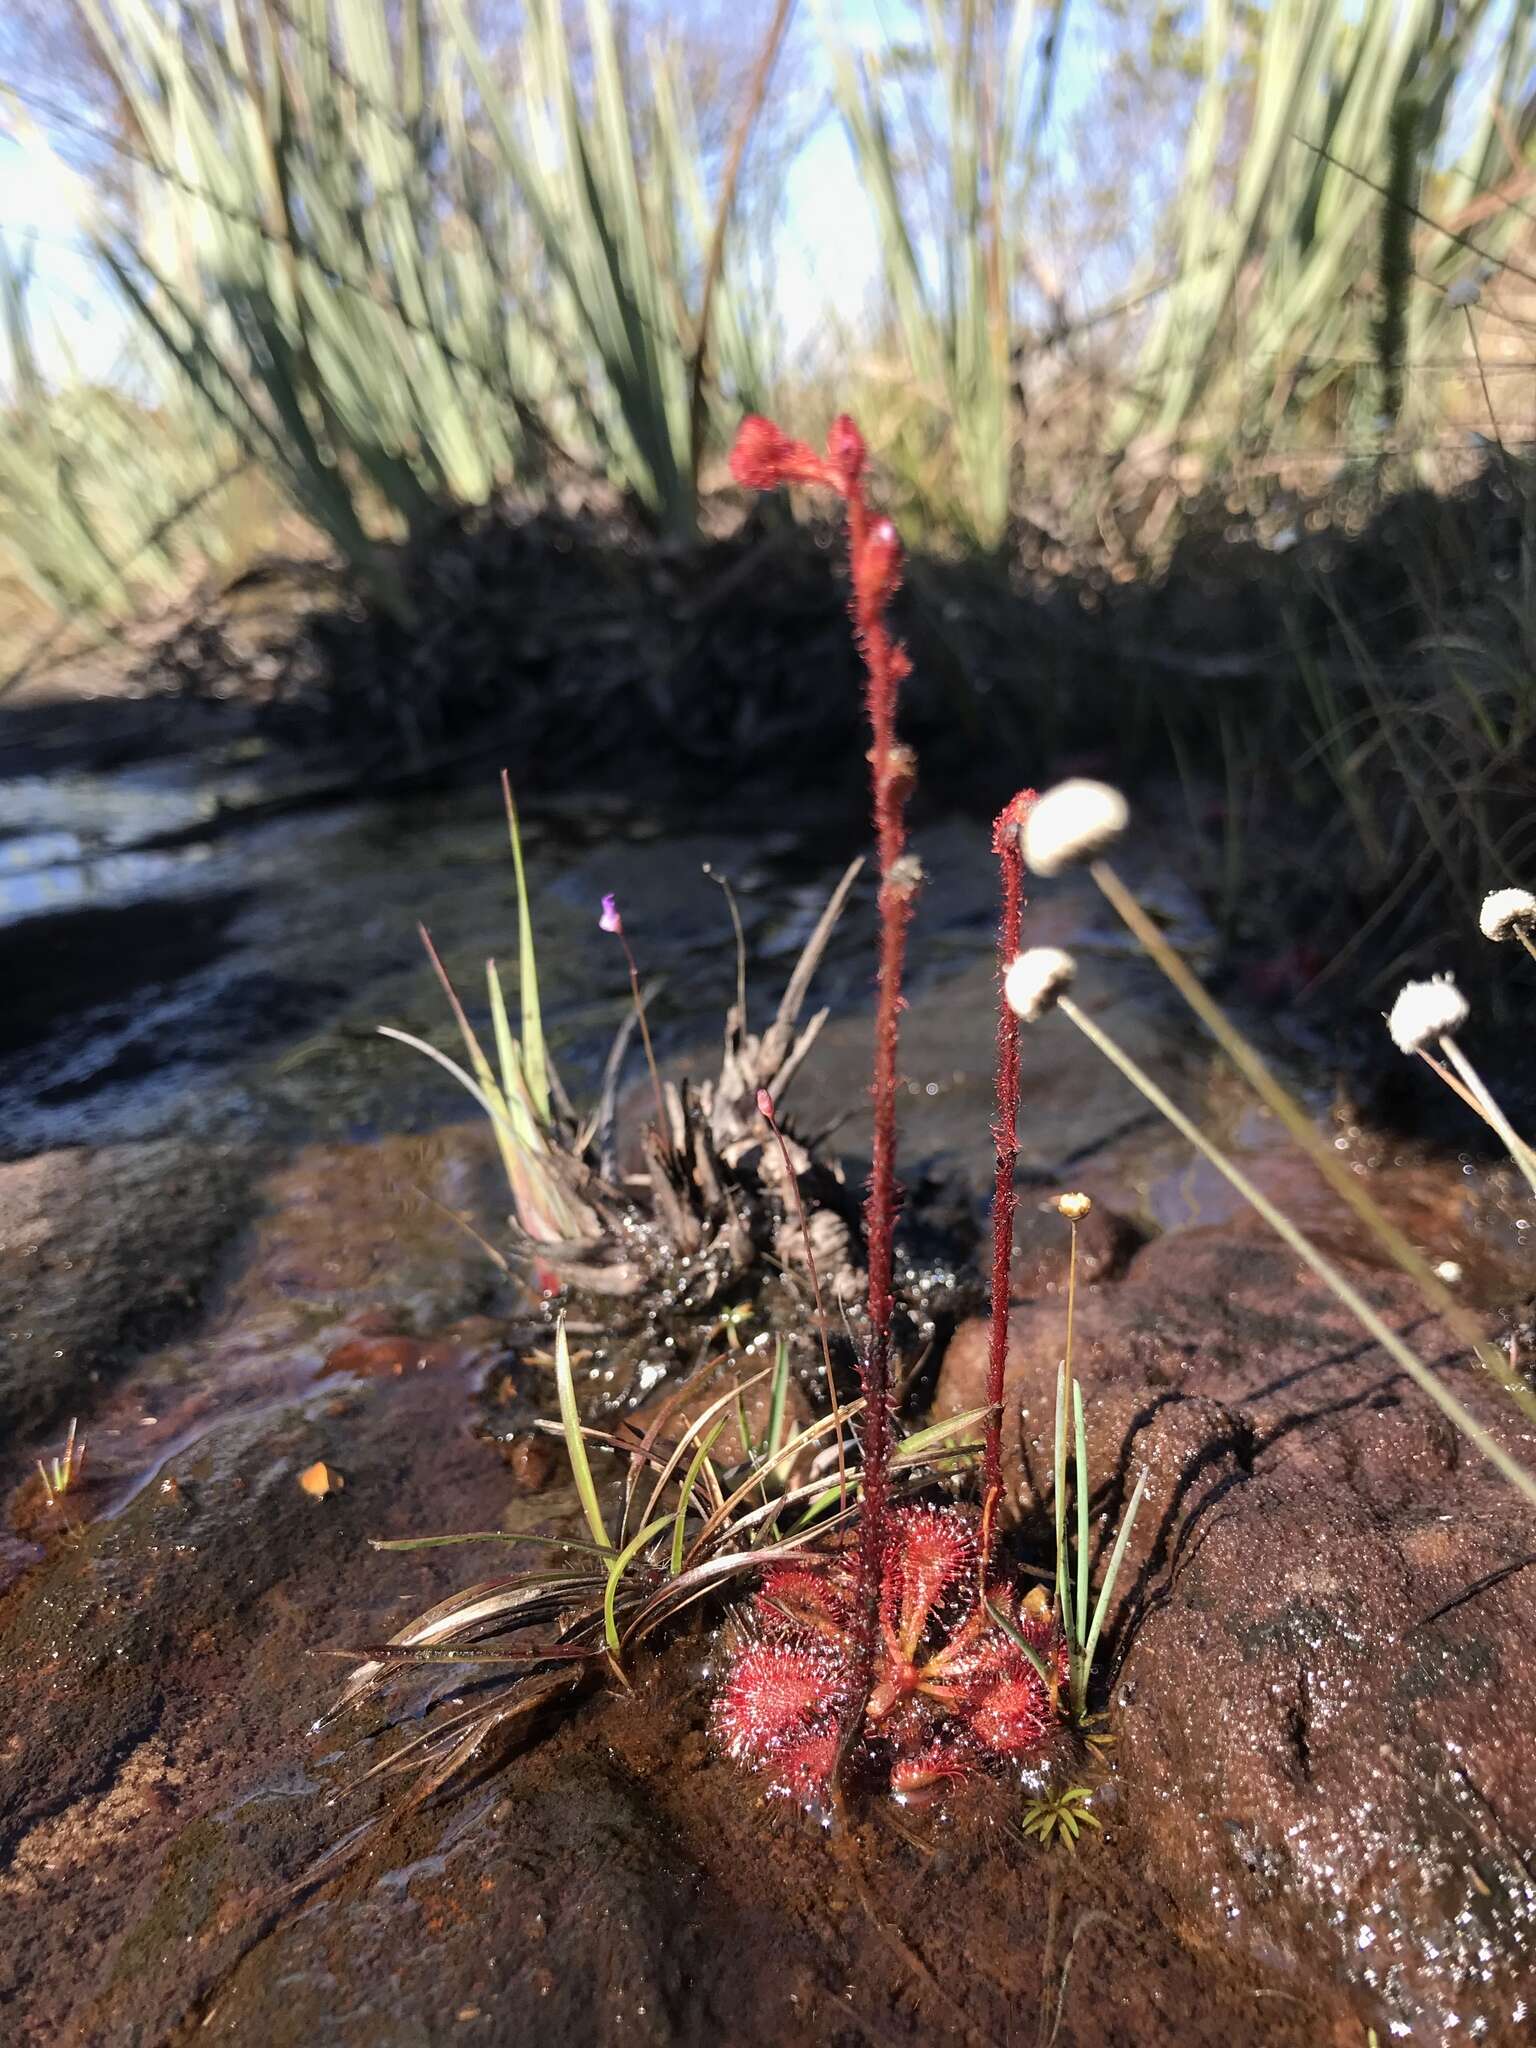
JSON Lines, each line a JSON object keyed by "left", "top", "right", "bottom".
{"left": 1089, "top": 857, "right": 1536, "bottom": 1427}
{"left": 1437, "top": 1034, "right": 1536, "bottom": 1202}
{"left": 1054, "top": 992, "right": 1536, "bottom": 1515}
{"left": 616, "top": 931, "right": 671, "bottom": 1155}
{"left": 758, "top": 1088, "right": 846, "bottom": 1511}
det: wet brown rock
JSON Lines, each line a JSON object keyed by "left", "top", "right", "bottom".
{"left": 0, "top": 1137, "right": 259, "bottom": 1444}
{"left": 936, "top": 1223, "right": 1536, "bottom": 2039}
{"left": 320, "top": 1318, "right": 505, "bottom": 1381}
{"left": 1005, "top": 1194, "right": 1144, "bottom": 1301}
{"left": 1119, "top": 1454, "right": 1536, "bottom": 2043}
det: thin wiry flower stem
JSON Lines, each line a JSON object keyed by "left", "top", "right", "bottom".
{"left": 618, "top": 933, "right": 672, "bottom": 1157}
{"left": 1438, "top": 1033, "right": 1536, "bottom": 1202}
{"left": 981, "top": 793, "right": 1034, "bottom": 1562}
{"left": 1088, "top": 857, "right": 1536, "bottom": 1429}
{"left": 848, "top": 509, "right": 914, "bottom": 1682}
{"left": 1518, "top": 930, "right": 1536, "bottom": 971}
{"left": 1054, "top": 993, "right": 1536, "bottom": 1514}
{"left": 1415, "top": 1046, "right": 1492, "bottom": 1127}
{"left": 759, "top": 1089, "right": 847, "bottom": 1512}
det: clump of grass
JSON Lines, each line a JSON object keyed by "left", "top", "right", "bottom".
{"left": 1045, "top": 1196, "right": 1148, "bottom": 1727}
{"left": 35, "top": 1417, "right": 85, "bottom": 1507}
{"left": 380, "top": 769, "right": 865, "bottom": 1302}
{"left": 319, "top": 1314, "right": 986, "bottom": 1831}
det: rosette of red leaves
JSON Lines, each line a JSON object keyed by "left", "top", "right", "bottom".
{"left": 712, "top": 1505, "right": 1064, "bottom": 1805}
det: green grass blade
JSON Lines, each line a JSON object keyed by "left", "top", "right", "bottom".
{"left": 671, "top": 1418, "right": 727, "bottom": 1577}
{"left": 1073, "top": 1378, "right": 1089, "bottom": 1650}
{"left": 557, "top": 1314, "right": 612, "bottom": 1554}
{"left": 501, "top": 772, "right": 550, "bottom": 1121}
{"left": 766, "top": 1337, "right": 791, "bottom": 1470}
{"left": 1083, "top": 1466, "right": 1149, "bottom": 1682}
{"left": 603, "top": 1513, "right": 674, "bottom": 1655}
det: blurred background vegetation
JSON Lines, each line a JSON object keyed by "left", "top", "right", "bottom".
{"left": 2, "top": 1, "right": 1536, "bottom": 992}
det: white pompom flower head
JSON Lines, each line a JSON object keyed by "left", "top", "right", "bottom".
{"left": 1021, "top": 780, "right": 1128, "bottom": 877}
{"left": 1387, "top": 975, "right": 1470, "bottom": 1056}
{"left": 1479, "top": 887, "right": 1536, "bottom": 943}
{"left": 1004, "top": 947, "right": 1076, "bottom": 1022}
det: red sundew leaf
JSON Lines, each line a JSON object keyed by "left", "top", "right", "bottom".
{"left": 767, "top": 1727, "right": 843, "bottom": 1806}
{"left": 754, "top": 1561, "right": 858, "bottom": 1642}
{"left": 825, "top": 413, "right": 867, "bottom": 489}
{"left": 711, "top": 1640, "right": 850, "bottom": 1767}
{"left": 890, "top": 1736, "right": 981, "bottom": 1801}
{"left": 882, "top": 1506, "right": 977, "bottom": 1656}
{"left": 992, "top": 788, "right": 1038, "bottom": 855}
{"left": 968, "top": 1664, "right": 1055, "bottom": 1758}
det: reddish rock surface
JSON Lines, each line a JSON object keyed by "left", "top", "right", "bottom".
{"left": 936, "top": 1222, "right": 1536, "bottom": 2040}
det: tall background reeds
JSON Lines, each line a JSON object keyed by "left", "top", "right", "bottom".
{"left": 3, "top": 0, "right": 1536, "bottom": 980}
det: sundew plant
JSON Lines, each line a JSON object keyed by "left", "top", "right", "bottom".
{"left": 330, "top": 411, "right": 1536, "bottom": 1845}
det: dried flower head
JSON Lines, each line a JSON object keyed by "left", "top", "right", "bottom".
{"left": 1021, "top": 780, "right": 1129, "bottom": 877}
{"left": 1004, "top": 947, "right": 1076, "bottom": 1022}
{"left": 1387, "top": 975, "right": 1470, "bottom": 1054}
{"left": 1054, "top": 1191, "right": 1092, "bottom": 1221}
{"left": 599, "top": 893, "right": 623, "bottom": 935}
{"left": 1446, "top": 275, "right": 1483, "bottom": 309}
{"left": 1479, "top": 887, "right": 1536, "bottom": 942}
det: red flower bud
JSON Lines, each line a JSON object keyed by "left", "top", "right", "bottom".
{"left": 730, "top": 414, "right": 828, "bottom": 492}
{"left": 992, "top": 789, "right": 1038, "bottom": 856}
{"left": 825, "top": 413, "right": 867, "bottom": 490}
{"left": 852, "top": 516, "right": 903, "bottom": 611}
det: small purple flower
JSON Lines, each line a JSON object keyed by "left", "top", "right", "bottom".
{"left": 599, "top": 893, "right": 623, "bottom": 935}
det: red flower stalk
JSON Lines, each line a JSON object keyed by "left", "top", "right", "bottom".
{"left": 730, "top": 412, "right": 917, "bottom": 1695}
{"left": 980, "top": 791, "right": 1036, "bottom": 1563}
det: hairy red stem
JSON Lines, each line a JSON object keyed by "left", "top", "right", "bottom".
{"left": 980, "top": 791, "right": 1036, "bottom": 1563}
{"left": 729, "top": 411, "right": 916, "bottom": 1694}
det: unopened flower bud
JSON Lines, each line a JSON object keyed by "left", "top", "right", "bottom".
{"left": 599, "top": 893, "right": 623, "bottom": 935}
{"left": 756, "top": 1087, "right": 776, "bottom": 1121}
{"left": 1387, "top": 975, "right": 1469, "bottom": 1054}
{"left": 825, "top": 413, "right": 867, "bottom": 489}
{"left": 1479, "top": 887, "right": 1536, "bottom": 942}
{"left": 1022, "top": 780, "right": 1129, "bottom": 876}
{"left": 887, "top": 853, "right": 925, "bottom": 898}
{"left": 1004, "top": 947, "right": 1076, "bottom": 1021}
{"left": 874, "top": 739, "right": 917, "bottom": 808}
{"left": 729, "top": 415, "right": 826, "bottom": 492}
{"left": 992, "top": 789, "right": 1037, "bottom": 854}
{"left": 854, "top": 517, "right": 904, "bottom": 610}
